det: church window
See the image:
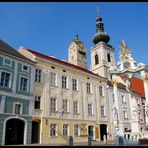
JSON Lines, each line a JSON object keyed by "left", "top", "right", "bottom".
{"left": 107, "top": 53, "right": 111, "bottom": 62}
{"left": 95, "top": 54, "right": 99, "bottom": 65}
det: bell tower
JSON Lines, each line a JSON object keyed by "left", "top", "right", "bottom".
{"left": 68, "top": 35, "right": 87, "bottom": 69}
{"left": 90, "top": 9, "right": 115, "bottom": 79}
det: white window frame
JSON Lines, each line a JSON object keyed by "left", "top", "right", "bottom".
{"left": 50, "top": 123, "right": 58, "bottom": 137}
{"left": 101, "top": 105, "right": 106, "bottom": 117}
{"left": 22, "top": 64, "right": 29, "bottom": 73}
{"left": 123, "top": 109, "right": 128, "bottom": 119}
{"left": 63, "top": 99, "right": 69, "bottom": 113}
{"left": 62, "top": 75, "right": 68, "bottom": 89}
{"left": 3, "top": 57, "right": 12, "bottom": 67}
{"left": 13, "top": 102, "right": 23, "bottom": 114}
{"left": 19, "top": 75, "right": 29, "bottom": 92}
{"left": 35, "top": 68, "right": 42, "bottom": 83}
{"left": 63, "top": 124, "right": 69, "bottom": 136}
{"left": 50, "top": 72, "right": 57, "bottom": 86}
{"left": 88, "top": 103, "right": 93, "bottom": 115}
{"left": 72, "top": 78, "right": 78, "bottom": 91}
{"left": 73, "top": 101, "right": 79, "bottom": 114}
{"left": 74, "top": 124, "right": 80, "bottom": 136}
{"left": 50, "top": 98, "right": 57, "bottom": 112}
{"left": 86, "top": 82, "right": 91, "bottom": 94}
{"left": 0, "top": 70, "right": 12, "bottom": 88}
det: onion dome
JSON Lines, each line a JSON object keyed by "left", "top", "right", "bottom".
{"left": 92, "top": 14, "right": 110, "bottom": 44}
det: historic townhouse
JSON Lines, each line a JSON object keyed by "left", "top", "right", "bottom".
{"left": 19, "top": 34, "right": 112, "bottom": 144}
{"left": 0, "top": 40, "right": 35, "bottom": 145}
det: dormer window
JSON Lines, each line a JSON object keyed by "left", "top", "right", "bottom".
{"left": 95, "top": 54, "right": 99, "bottom": 65}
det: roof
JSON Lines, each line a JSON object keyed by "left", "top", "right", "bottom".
{"left": 0, "top": 39, "right": 35, "bottom": 64}
{"left": 108, "top": 77, "right": 145, "bottom": 97}
{"left": 23, "top": 47, "right": 106, "bottom": 80}
{"left": 130, "top": 77, "right": 145, "bottom": 97}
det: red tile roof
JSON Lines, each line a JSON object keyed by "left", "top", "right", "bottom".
{"left": 130, "top": 77, "right": 145, "bottom": 97}
{"left": 23, "top": 48, "right": 106, "bottom": 79}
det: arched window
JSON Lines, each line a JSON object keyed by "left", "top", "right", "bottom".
{"left": 95, "top": 54, "right": 99, "bottom": 65}
{"left": 107, "top": 53, "right": 111, "bottom": 62}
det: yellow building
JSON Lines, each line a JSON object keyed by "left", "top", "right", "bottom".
{"left": 18, "top": 34, "right": 111, "bottom": 144}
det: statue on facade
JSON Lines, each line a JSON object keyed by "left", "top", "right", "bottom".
{"left": 117, "top": 40, "right": 137, "bottom": 70}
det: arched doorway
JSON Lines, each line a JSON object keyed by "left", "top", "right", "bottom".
{"left": 100, "top": 124, "right": 107, "bottom": 141}
{"left": 31, "top": 121, "right": 40, "bottom": 143}
{"left": 5, "top": 119, "right": 25, "bottom": 145}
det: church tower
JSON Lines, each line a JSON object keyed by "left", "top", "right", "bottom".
{"left": 68, "top": 35, "right": 87, "bottom": 69}
{"left": 90, "top": 10, "right": 116, "bottom": 79}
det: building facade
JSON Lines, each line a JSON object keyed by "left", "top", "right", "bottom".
{"left": 0, "top": 40, "right": 35, "bottom": 145}
{"left": 18, "top": 34, "right": 112, "bottom": 144}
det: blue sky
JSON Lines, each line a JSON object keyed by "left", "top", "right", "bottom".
{"left": 0, "top": 2, "right": 148, "bottom": 69}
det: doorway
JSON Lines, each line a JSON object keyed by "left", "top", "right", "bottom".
{"left": 5, "top": 119, "right": 25, "bottom": 145}
{"left": 31, "top": 121, "right": 40, "bottom": 143}
{"left": 100, "top": 124, "right": 107, "bottom": 141}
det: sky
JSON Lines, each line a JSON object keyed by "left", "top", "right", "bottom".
{"left": 0, "top": 2, "right": 148, "bottom": 69}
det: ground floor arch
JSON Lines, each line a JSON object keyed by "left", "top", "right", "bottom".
{"left": 4, "top": 118, "right": 25, "bottom": 145}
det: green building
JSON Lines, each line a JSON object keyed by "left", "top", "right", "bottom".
{"left": 0, "top": 40, "right": 35, "bottom": 145}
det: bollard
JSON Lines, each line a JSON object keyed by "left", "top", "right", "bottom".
{"left": 88, "top": 135, "right": 92, "bottom": 145}
{"left": 103, "top": 135, "right": 107, "bottom": 144}
{"left": 69, "top": 136, "right": 73, "bottom": 146}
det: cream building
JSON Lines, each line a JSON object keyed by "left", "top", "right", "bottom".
{"left": 18, "top": 34, "right": 111, "bottom": 144}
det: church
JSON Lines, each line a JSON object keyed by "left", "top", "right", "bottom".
{"left": 0, "top": 9, "right": 148, "bottom": 145}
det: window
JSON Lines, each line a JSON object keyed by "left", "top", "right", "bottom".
{"left": 51, "top": 98, "right": 57, "bottom": 112}
{"left": 123, "top": 110, "right": 128, "bottom": 119}
{"left": 112, "top": 93, "right": 115, "bottom": 102}
{"left": 50, "top": 72, "right": 56, "bottom": 86}
{"left": 20, "top": 77, "right": 28, "bottom": 92}
{"left": 73, "top": 101, "right": 79, "bottom": 114}
{"left": 101, "top": 105, "right": 105, "bottom": 117}
{"left": 0, "top": 71, "right": 11, "bottom": 88}
{"left": 62, "top": 76, "right": 67, "bottom": 89}
{"left": 14, "top": 103, "right": 22, "bottom": 114}
{"left": 63, "top": 100, "right": 68, "bottom": 113}
{"left": 22, "top": 65, "right": 29, "bottom": 72}
{"left": 3, "top": 58, "right": 12, "bottom": 67}
{"left": 95, "top": 54, "right": 99, "bottom": 65}
{"left": 34, "top": 96, "right": 41, "bottom": 109}
{"left": 99, "top": 86, "right": 103, "bottom": 96}
{"left": 72, "top": 79, "right": 77, "bottom": 91}
{"left": 107, "top": 53, "right": 111, "bottom": 62}
{"left": 87, "top": 82, "right": 91, "bottom": 94}
{"left": 63, "top": 124, "right": 69, "bottom": 136}
{"left": 74, "top": 124, "right": 80, "bottom": 136}
{"left": 139, "top": 112, "right": 142, "bottom": 120}
{"left": 121, "top": 95, "right": 126, "bottom": 103}
{"left": 50, "top": 124, "right": 57, "bottom": 136}
{"left": 35, "top": 69, "right": 41, "bottom": 83}
{"left": 88, "top": 103, "right": 93, "bottom": 115}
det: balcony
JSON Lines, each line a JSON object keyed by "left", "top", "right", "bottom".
{"left": 32, "top": 109, "right": 42, "bottom": 116}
